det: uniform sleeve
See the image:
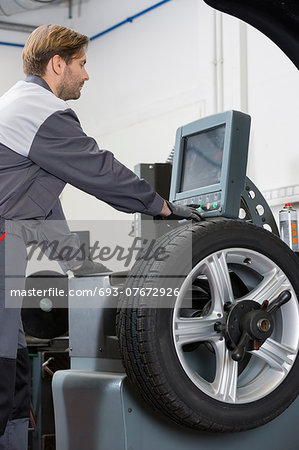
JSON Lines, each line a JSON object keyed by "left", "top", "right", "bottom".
{"left": 28, "top": 108, "right": 164, "bottom": 216}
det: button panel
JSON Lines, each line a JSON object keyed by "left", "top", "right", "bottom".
{"left": 174, "top": 192, "right": 222, "bottom": 213}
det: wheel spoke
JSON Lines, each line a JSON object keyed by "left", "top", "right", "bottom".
{"left": 174, "top": 316, "right": 218, "bottom": 346}
{"left": 212, "top": 339, "right": 238, "bottom": 402}
{"left": 203, "top": 252, "right": 234, "bottom": 315}
{"left": 251, "top": 338, "right": 296, "bottom": 373}
{"left": 239, "top": 268, "right": 288, "bottom": 305}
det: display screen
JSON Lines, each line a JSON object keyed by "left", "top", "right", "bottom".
{"left": 179, "top": 124, "right": 226, "bottom": 192}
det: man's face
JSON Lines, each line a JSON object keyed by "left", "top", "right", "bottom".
{"left": 57, "top": 51, "right": 89, "bottom": 101}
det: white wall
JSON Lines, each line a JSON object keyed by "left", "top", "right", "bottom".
{"left": 64, "top": 0, "right": 215, "bottom": 221}
{"left": 247, "top": 26, "right": 299, "bottom": 192}
{"left": 1, "top": 0, "right": 299, "bottom": 227}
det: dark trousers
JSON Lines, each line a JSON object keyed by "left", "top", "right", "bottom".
{"left": 0, "top": 222, "right": 30, "bottom": 449}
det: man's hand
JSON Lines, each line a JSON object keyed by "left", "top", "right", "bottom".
{"left": 157, "top": 200, "right": 202, "bottom": 222}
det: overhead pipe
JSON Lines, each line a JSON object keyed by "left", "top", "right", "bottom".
{"left": 0, "top": 41, "right": 24, "bottom": 47}
{"left": 90, "top": 0, "right": 172, "bottom": 41}
{"left": 239, "top": 20, "right": 248, "bottom": 112}
{"left": 213, "top": 10, "right": 224, "bottom": 113}
{"left": 68, "top": 0, "right": 73, "bottom": 19}
{"left": 0, "top": 0, "right": 173, "bottom": 48}
{"left": 0, "top": 21, "right": 36, "bottom": 33}
{"left": 212, "top": 11, "right": 217, "bottom": 113}
{"left": 0, "top": 0, "right": 63, "bottom": 16}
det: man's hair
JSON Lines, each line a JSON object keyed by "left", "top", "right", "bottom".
{"left": 22, "top": 24, "right": 89, "bottom": 76}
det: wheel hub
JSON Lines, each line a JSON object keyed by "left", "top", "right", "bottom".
{"left": 224, "top": 300, "right": 274, "bottom": 361}
{"left": 227, "top": 300, "right": 274, "bottom": 340}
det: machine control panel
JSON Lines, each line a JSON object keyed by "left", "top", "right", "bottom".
{"left": 174, "top": 191, "right": 222, "bottom": 213}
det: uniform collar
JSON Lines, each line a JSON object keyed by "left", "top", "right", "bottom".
{"left": 25, "top": 75, "right": 53, "bottom": 93}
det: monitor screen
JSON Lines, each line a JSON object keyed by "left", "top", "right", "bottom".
{"left": 179, "top": 124, "right": 226, "bottom": 192}
{"left": 169, "top": 110, "right": 251, "bottom": 218}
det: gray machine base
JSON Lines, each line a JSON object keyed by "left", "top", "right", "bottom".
{"left": 53, "top": 369, "right": 299, "bottom": 450}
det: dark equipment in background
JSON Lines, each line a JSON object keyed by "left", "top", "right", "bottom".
{"left": 134, "top": 162, "right": 172, "bottom": 239}
{"left": 22, "top": 230, "right": 90, "bottom": 340}
{"left": 22, "top": 271, "right": 68, "bottom": 340}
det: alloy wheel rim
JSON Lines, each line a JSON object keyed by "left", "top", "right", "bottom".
{"left": 172, "top": 248, "right": 299, "bottom": 404}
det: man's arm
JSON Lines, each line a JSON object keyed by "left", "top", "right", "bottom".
{"left": 159, "top": 200, "right": 171, "bottom": 217}
{"left": 28, "top": 108, "right": 164, "bottom": 216}
{"left": 29, "top": 108, "right": 202, "bottom": 222}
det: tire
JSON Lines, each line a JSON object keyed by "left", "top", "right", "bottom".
{"left": 117, "top": 218, "right": 299, "bottom": 432}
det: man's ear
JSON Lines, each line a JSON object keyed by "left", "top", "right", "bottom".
{"left": 51, "top": 55, "right": 66, "bottom": 75}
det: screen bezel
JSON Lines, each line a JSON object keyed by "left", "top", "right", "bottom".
{"left": 169, "top": 110, "right": 251, "bottom": 218}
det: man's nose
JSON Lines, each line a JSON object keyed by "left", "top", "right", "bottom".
{"left": 83, "top": 67, "right": 89, "bottom": 81}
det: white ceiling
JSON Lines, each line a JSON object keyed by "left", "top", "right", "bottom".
{"left": 0, "top": 0, "right": 164, "bottom": 45}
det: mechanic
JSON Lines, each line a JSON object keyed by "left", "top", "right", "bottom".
{"left": 0, "top": 24, "right": 201, "bottom": 449}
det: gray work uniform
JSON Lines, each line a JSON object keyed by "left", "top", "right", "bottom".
{"left": 0, "top": 76, "right": 164, "bottom": 448}
{"left": 0, "top": 75, "right": 163, "bottom": 220}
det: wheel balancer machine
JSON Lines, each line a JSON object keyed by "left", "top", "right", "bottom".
{"left": 52, "top": 110, "right": 299, "bottom": 449}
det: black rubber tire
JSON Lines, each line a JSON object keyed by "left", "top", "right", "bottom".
{"left": 117, "top": 218, "right": 299, "bottom": 432}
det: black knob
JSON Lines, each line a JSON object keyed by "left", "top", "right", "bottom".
{"left": 267, "top": 290, "right": 291, "bottom": 314}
